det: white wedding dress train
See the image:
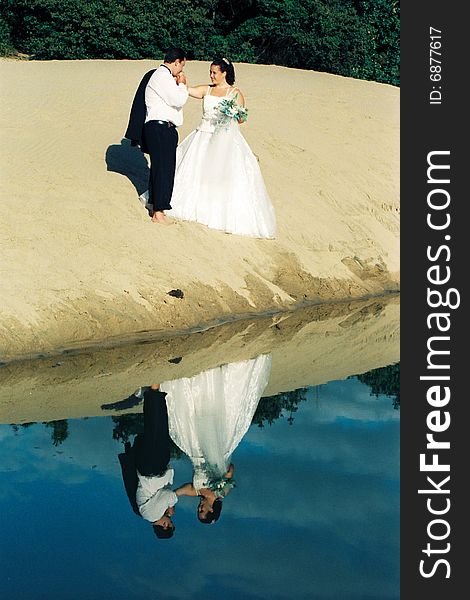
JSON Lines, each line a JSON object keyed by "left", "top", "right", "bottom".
{"left": 160, "top": 353, "right": 272, "bottom": 492}
{"left": 166, "top": 87, "right": 276, "bottom": 239}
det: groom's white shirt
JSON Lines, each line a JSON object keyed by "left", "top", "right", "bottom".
{"left": 145, "top": 65, "right": 188, "bottom": 127}
{"left": 136, "top": 466, "right": 178, "bottom": 522}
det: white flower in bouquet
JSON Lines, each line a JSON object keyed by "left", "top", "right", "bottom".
{"left": 215, "top": 95, "right": 249, "bottom": 132}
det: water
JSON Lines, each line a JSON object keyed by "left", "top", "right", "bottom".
{"left": 0, "top": 296, "right": 399, "bottom": 599}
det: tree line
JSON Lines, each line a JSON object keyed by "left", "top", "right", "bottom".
{"left": 0, "top": 0, "right": 399, "bottom": 85}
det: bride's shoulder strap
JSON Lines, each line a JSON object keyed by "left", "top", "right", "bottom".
{"left": 228, "top": 86, "right": 240, "bottom": 98}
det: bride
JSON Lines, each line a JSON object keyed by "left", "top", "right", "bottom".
{"left": 167, "top": 57, "right": 276, "bottom": 239}
{"left": 160, "top": 353, "right": 272, "bottom": 523}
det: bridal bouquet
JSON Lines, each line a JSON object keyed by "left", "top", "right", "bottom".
{"left": 207, "top": 476, "right": 236, "bottom": 497}
{"left": 215, "top": 96, "right": 248, "bottom": 131}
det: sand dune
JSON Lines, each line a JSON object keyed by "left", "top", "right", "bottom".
{"left": 0, "top": 59, "right": 399, "bottom": 361}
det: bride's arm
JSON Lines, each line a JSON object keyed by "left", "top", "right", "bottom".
{"left": 188, "top": 84, "right": 208, "bottom": 99}
{"left": 234, "top": 89, "right": 247, "bottom": 124}
{"left": 234, "top": 89, "right": 245, "bottom": 107}
{"left": 174, "top": 482, "right": 198, "bottom": 497}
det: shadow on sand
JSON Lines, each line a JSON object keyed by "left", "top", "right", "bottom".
{"left": 105, "top": 138, "right": 149, "bottom": 197}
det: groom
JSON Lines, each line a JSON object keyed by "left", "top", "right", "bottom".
{"left": 125, "top": 48, "right": 189, "bottom": 224}
{"left": 118, "top": 384, "right": 196, "bottom": 539}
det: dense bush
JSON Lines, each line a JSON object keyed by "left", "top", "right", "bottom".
{"left": 0, "top": 0, "right": 399, "bottom": 85}
{"left": 0, "top": 14, "right": 14, "bottom": 54}
{"left": 353, "top": 362, "right": 400, "bottom": 409}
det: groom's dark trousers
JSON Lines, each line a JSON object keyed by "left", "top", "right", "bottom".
{"left": 134, "top": 388, "right": 171, "bottom": 476}
{"left": 144, "top": 121, "right": 178, "bottom": 212}
{"left": 118, "top": 388, "right": 171, "bottom": 516}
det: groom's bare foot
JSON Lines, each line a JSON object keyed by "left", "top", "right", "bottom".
{"left": 151, "top": 210, "right": 171, "bottom": 224}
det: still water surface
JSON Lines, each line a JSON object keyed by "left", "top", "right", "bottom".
{"left": 0, "top": 298, "right": 399, "bottom": 599}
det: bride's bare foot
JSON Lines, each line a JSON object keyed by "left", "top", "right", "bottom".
{"left": 151, "top": 210, "right": 171, "bottom": 224}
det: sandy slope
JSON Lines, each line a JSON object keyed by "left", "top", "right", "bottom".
{"left": 0, "top": 59, "right": 399, "bottom": 361}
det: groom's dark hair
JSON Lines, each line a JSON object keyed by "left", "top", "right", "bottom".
{"left": 164, "top": 48, "right": 187, "bottom": 63}
{"left": 153, "top": 523, "right": 175, "bottom": 539}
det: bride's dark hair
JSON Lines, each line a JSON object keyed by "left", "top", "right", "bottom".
{"left": 211, "top": 57, "right": 235, "bottom": 85}
{"left": 198, "top": 499, "right": 223, "bottom": 524}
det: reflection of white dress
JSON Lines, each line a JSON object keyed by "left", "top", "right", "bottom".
{"left": 166, "top": 87, "right": 276, "bottom": 239}
{"left": 160, "top": 354, "right": 272, "bottom": 492}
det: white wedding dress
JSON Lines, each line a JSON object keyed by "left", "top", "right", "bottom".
{"left": 166, "top": 87, "right": 276, "bottom": 239}
{"left": 160, "top": 353, "right": 272, "bottom": 493}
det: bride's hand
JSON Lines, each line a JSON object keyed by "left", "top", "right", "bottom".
{"left": 176, "top": 72, "right": 187, "bottom": 85}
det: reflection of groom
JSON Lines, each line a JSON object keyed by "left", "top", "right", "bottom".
{"left": 125, "top": 47, "right": 189, "bottom": 224}
{"left": 118, "top": 384, "right": 194, "bottom": 539}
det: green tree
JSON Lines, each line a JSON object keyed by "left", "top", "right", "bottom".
{"left": 0, "top": 17, "right": 14, "bottom": 54}
{"left": 10, "top": 422, "right": 35, "bottom": 433}
{"left": 44, "top": 419, "right": 69, "bottom": 446}
{"left": 351, "top": 0, "right": 400, "bottom": 84}
{"left": 352, "top": 362, "right": 400, "bottom": 409}
{"left": 253, "top": 387, "right": 308, "bottom": 427}
{"left": 1, "top": 0, "right": 211, "bottom": 59}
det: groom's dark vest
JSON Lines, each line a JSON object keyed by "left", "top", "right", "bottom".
{"left": 124, "top": 69, "right": 156, "bottom": 154}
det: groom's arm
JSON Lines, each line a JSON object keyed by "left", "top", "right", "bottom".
{"left": 149, "top": 69, "right": 188, "bottom": 108}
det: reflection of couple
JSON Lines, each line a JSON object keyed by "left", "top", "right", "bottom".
{"left": 118, "top": 354, "right": 272, "bottom": 538}
{"left": 125, "top": 47, "right": 276, "bottom": 238}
